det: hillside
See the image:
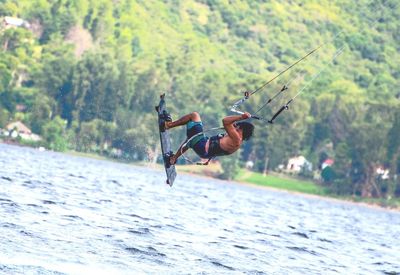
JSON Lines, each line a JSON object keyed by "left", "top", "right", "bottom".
{"left": 0, "top": 0, "right": 399, "bottom": 198}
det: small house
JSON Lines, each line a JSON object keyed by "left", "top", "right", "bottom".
{"left": 5, "top": 121, "right": 41, "bottom": 141}
{"left": 245, "top": 160, "right": 254, "bottom": 169}
{"left": 376, "top": 166, "right": 390, "bottom": 180}
{"left": 287, "top": 155, "right": 312, "bottom": 173}
{"left": 2, "top": 16, "right": 30, "bottom": 29}
{"left": 321, "top": 158, "right": 334, "bottom": 170}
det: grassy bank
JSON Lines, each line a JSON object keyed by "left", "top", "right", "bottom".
{"left": 178, "top": 164, "right": 327, "bottom": 195}
{"left": 235, "top": 170, "right": 328, "bottom": 196}
{"left": 178, "top": 164, "right": 400, "bottom": 209}
{"left": 237, "top": 170, "right": 400, "bottom": 209}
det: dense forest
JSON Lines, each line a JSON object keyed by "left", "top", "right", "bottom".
{"left": 0, "top": 0, "right": 399, "bottom": 199}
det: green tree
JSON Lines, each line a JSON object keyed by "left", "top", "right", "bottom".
{"left": 75, "top": 119, "right": 100, "bottom": 152}
{"left": 219, "top": 155, "right": 240, "bottom": 180}
{"left": 70, "top": 51, "right": 119, "bottom": 123}
{"left": 28, "top": 95, "right": 54, "bottom": 134}
{"left": 114, "top": 113, "right": 158, "bottom": 160}
{"left": 41, "top": 116, "right": 68, "bottom": 151}
{"left": 0, "top": 62, "right": 12, "bottom": 92}
{"left": 0, "top": 107, "right": 9, "bottom": 127}
{"left": 347, "top": 108, "right": 390, "bottom": 198}
{"left": 0, "top": 2, "right": 19, "bottom": 16}
{"left": 387, "top": 109, "right": 400, "bottom": 198}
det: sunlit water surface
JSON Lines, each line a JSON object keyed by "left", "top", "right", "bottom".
{"left": 0, "top": 144, "right": 399, "bottom": 274}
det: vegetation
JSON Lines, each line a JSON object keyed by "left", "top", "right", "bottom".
{"left": 236, "top": 170, "right": 327, "bottom": 196}
{"left": 236, "top": 169, "right": 400, "bottom": 209}
{"left": 0, "top": 0, "right": 399, "bottom": 200}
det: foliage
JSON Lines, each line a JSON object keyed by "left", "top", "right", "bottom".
{"left": 236, "top": 169, "right": 327, "bottom": 195}
{"left": 0, "top": 107, "right": 9, "bottom": 127}
{"left": 41, "top": 116, "right": 68, "bottom": 151}
{"left": 0, "top": 0, "right": 399, "bottom": 198}
{"left": 218, "top": 155, "right": 240, "bottom": 180}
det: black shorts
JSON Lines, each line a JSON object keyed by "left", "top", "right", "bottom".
{"left": 186, "top": 121, "right": 209, "bottom": 158}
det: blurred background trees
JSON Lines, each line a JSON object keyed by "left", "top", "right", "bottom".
{"left": 0, "top": 0, "right": 399, "bottom": 198}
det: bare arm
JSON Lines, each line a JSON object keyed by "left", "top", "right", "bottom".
{"left": 222, "top": 112, "right": 251, "bottom": 145}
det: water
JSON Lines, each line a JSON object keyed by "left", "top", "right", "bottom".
{"left": 0, "top": 143, "right": 399, "bottom": 275}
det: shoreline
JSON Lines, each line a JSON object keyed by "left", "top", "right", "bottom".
{"left": 39, "top": 147, "right": 400, "bottom": 212}
{"left": 231, "top": 178, "right": 400, "bottom": 213}
{"left": 2, "top": 142, "right": 399, "bottom": 212}
{"left": 183, "top": 170, "right": 400, "bottom": 213}
{"left": 144, "top": 161, "right": 400, "bottom": 212}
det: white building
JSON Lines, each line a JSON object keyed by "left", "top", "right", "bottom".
{"left": 5, "top": 121, "right": 41, "bottom": 141}
{"left": 2, "top": 16, "right": 30, "bottom": 28}
{"left": 376, "top": 166, "right": 390, "bottom": 180}
{"left": 287, "top": 155, "right": 312, "bottom": 173}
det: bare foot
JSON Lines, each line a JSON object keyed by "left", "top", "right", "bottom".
{"left": 170, "top": 154, "right": 177, "bottom": 165}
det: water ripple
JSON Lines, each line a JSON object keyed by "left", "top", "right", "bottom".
{"left": 0, "top": 143, "right": 399, "bottom": 274}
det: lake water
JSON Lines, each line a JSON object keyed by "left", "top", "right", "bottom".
{"left": 0, "top": 143, "right": 399, "bottom": 274}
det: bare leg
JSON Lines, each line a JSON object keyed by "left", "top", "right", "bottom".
{"left": 166, "top": 112, "right": 201, "bottom": 129}
{"left": 166, "top": 112, "right": 202, "bottom": 164}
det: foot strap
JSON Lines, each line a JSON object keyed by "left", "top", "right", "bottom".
{"left": 159, "top": 110, "right": 172, "bottom": 132}
{"left": 164, "top": 151, "right": 174, "bottom": 168}
{"left": 196, "top": 157, "right": 213, "bottom": 166}
{"left": 159, "top": 110, "right": 172, "bottom": 121}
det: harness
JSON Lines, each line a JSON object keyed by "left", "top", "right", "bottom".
{"left": 208, "top": 134, "right": 230, "bottom": 157}
{"left": 180, "top": 128, "right": 229, "bottom": 165}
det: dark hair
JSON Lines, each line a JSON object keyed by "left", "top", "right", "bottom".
{"left": 236, "top": 121, "right": 254, "bottom": 141}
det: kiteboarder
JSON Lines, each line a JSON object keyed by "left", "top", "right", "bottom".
{"left": 162, "top": 111, "right": 254, "bottom": 165}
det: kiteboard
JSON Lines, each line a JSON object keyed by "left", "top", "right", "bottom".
{"left": 155, "top": 94, "right": 177, "bottom": 186}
